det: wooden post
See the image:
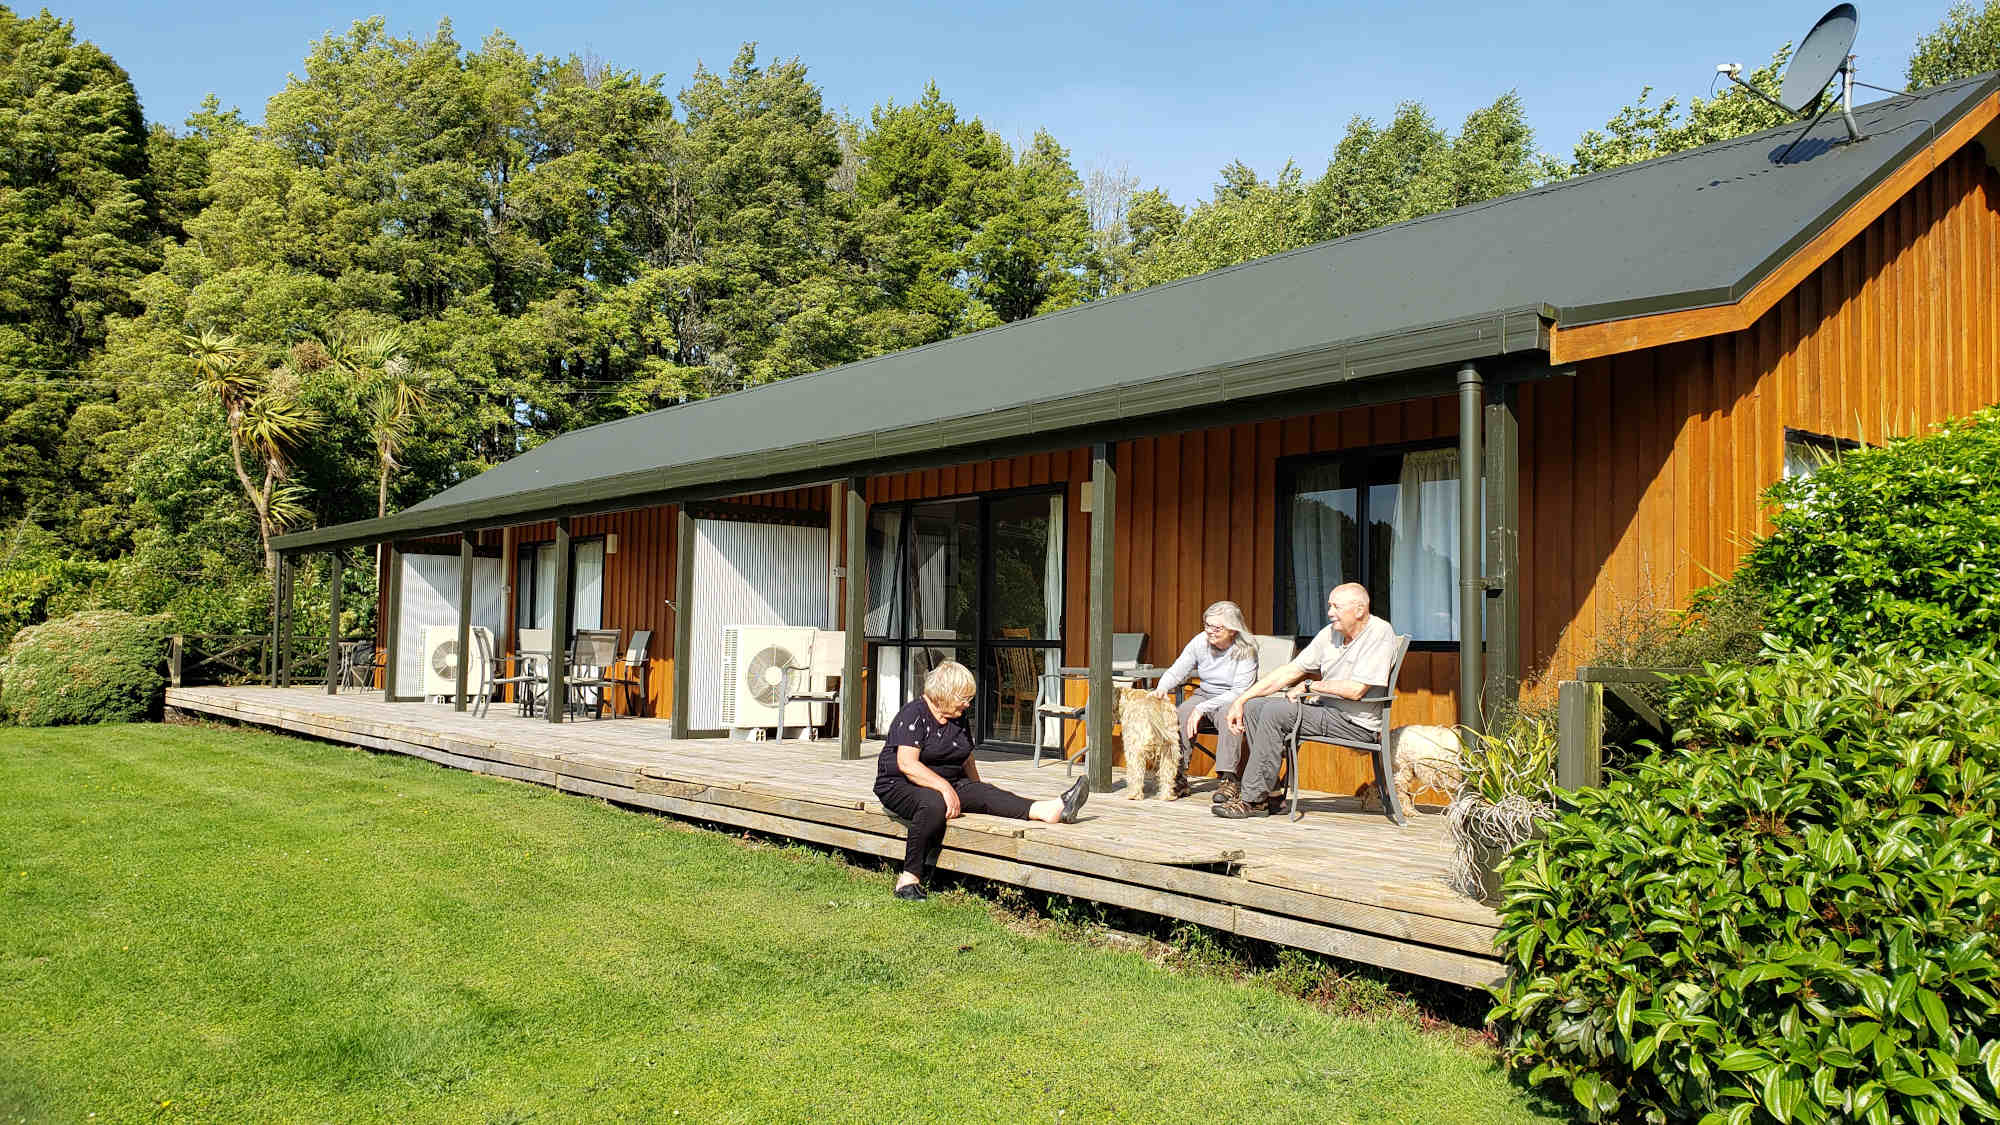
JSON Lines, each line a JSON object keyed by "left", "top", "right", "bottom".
{"left": 169, "top": 634, "right": 184, "bottom": 688}
{"left": 382, "top": 545, "right": 403, "bottom": 702}
{"left": 547, "top": 518, "right": 572, "bottom": 723}
{"left": 670, "top": 508, "right": 696, "bottom": 738}
{"left": 1456, "top": 363, "right": 1485, "bottom": 733}
{"left": 325, "top": 549, "right": 343, "bottom": 695}
{"left": 273, "top": 553, "right": 294, "bottom": 687}
{"left": 1086, "top": 442, "right": 1117, "bottom": 791}
{"left": 455, "top": 533, "right": 474, "bottom": 712}
{"left": 1557, "top": 680, "right": 1604, "bottom": 790}
{"left": 1484, "top": 382, "right": 1521, "bottom": 720}
{"left": 842, "top": 479, "right": 867, "bottom": 760}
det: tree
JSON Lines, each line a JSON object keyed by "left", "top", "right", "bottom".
{"left": 1907, "top": 0, "right": 2000, "bottom": 89}
{"left": 0, "top": 8, "right": 159, "bottom": 527}
{"left": 182, "top": 331, "right": 319, "bottom": 574}
{"left": 1124, "top": 161, "right": 1308, "bottom": 289}
{"left": 1554, "top": 48, "right": 1793, "bottom": 178}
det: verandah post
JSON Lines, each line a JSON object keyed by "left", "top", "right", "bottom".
{"left": 842, "top": 479, "right": 868, "bottom": 760}
{"left": 325, "top": 548, "right": 343, "bottom": 695}
{"left": 1484, "top": 381, "right": 1522, "bottom": 719}
{"left": 547, "top": 518, "right": 573, "bottom": 723}
{"left": 455, "top": 532, "right": 474, "bottom": 712}
{"left": 1456, "top": 363, "right": 1485, "bottom": 733}
{"left": 1086, "top": 442, "right": 1117, "bottom": 792}
{"left": 670, "top": 508, "right": 695, "bottom": 738}
{"left": 382, "top": 544, "right": 403, "bottom": 701}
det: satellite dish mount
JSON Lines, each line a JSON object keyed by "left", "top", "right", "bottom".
{"left": 1716, "top": 3, "right": 1863, "bottom": 162}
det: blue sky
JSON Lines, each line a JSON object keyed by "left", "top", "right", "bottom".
{"left": 57, "top": 0, "right": 1949, "bottom": 206}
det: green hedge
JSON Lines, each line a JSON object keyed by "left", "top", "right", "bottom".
{"left": 0, "top": 610, "right": 171, "bottom": 726}
{"left": 1489, "top": 645, "right": 2000, "bottom": 1124}
{"left": 1738, "top": 406, "right": 2000, "bottom": 657}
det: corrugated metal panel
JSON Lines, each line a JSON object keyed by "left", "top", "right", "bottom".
{"left": 684, "top": 519, "right": 831, "bottom": 729}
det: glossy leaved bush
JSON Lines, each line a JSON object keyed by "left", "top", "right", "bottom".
{"left": 0, "top": 610, "right": 169, "bottom": 725}
{"left": 1489, "top": 645, "right": 2000, "bottom": 1124}
{"left": 1737, "top": 406, "right": 2000, "bottom": 659}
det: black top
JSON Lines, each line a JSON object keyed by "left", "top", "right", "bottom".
{"left": 873, "top": 697, "right": 972, "bottom": 794}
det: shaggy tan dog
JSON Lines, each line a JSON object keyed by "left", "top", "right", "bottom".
{"left": 1116, "top": 687, "right": 1185, "bottom": 800}
{"left": 1355, "top": 724, "right": 1466, "bottom": 814}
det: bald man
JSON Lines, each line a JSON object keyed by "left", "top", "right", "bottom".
{"left": 1217, "top": 583, "right": 1398, "bottom": 818}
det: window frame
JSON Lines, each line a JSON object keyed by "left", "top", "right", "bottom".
{"left": 1274, "top": 438, "right": 1462, "bottom": 654}
{"left": 865, "top": 483, "right": 1067, "bottom": 747}
{"left": 514, "top": 533, "right": 607, "bottom": 632}
{"left": 1782, "top": 427, "right": 1861, "bottom": 479}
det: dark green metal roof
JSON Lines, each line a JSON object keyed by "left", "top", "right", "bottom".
{"left": 277, "top": 73, "right": 2000, "bottom": 552}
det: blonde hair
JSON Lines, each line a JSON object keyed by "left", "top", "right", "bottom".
{"left": 1201, "top": 600, "right": 1257, "bottom": 661}
{"left": 922, "top": 659, "right": 977, "bottom": 708}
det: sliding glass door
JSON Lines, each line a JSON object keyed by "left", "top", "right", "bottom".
{"left": 867, "top": 489, "right": 1064, "bottom": 747}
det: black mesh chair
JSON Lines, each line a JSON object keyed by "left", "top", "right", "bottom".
{"left": 1283, "top": 634, "right": 1412, "bottom": 824}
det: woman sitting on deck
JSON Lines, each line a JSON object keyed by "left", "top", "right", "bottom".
{"left": 874, "top": 660, "right": 1090, "bottom": 901}
{"left": 1149, "top": 600, "right": 1258, "bottom": 803}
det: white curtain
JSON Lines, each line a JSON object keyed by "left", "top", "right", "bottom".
{"left": 873, "top": 648, "right": 903, "bottom": 733}
{"left": 573, "top": 540, "right": 605, "bottom": 630}
{"left": 531, "top": 544, "right": 556, "bottom": 630}
{"left": 1289, "top": 466, "right": 1351, "bottom": 633}
{"left": 865, "top": 508, "right": 905, "bottom": 638}
{"left": 1389, "top": 449, "right": 1460, "bottom": 642}
{"left": 1042, "top": 496, "right": 1065, "bottom": 747}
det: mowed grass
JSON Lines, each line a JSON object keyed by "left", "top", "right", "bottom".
{"left": 0, "top": 724, "right": 1557, "bottom": 1124}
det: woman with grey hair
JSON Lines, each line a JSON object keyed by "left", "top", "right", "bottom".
{"left": 874, "top": 660, "right": 1089, "bottom": 901}
{"left": 1149, "top": 600, "right": 1259, "bottom": 802}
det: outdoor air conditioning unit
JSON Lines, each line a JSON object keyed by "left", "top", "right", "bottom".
{"left": 422, "top": 624, "right": 492, "bottom": 699}
{"left": 718, "top": 624, "right": 825, "bottom": 736}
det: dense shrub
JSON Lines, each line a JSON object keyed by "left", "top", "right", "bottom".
{"left": 1737, "top": 406, "right": 2000, "bottom": 657}
{"left": 0, "top": 610, "right": 171, "bottom": 725}
{"left": 1489, "top": 645, "right": 2000, "bottom": 1123}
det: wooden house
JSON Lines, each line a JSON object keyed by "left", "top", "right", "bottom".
{"left": 274, "top": 73, "right": 2000, "bottom": 797}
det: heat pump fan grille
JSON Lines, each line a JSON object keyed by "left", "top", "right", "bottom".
{"left": 430, "top": 640, "right": 462, "bottom": 679}
{"left": 744, "top": 645, "right": 798, "bottom": 707}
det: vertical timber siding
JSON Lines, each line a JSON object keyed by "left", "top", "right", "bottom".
{"left": 866, "top": 398, "right": 1462, "bottom": 796}
{"left": 1523, "top": 147, "right": 2000, "bottom": 690}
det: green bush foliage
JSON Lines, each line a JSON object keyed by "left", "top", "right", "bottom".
{"left": 1489, "top": 645, "right": 2000, "bottom": 1124}
{"left": 1737, "top": 407, "right": 2000, "bottom": 658}
{"left": 0, "top": 610, "right": 170, "bottom": 725}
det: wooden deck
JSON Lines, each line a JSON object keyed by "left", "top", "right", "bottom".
{"left": 165, "top": 686, "right": 1502, "bottom": 987}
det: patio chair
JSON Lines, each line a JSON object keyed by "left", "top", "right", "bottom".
{"left": 336, "top": 639, "right": 383, "bottom": 692}
{"left": 1034, "top": 632, "right": 1148, "bottom": 774}
{"left": 1172, "top": 634, "right": 1298, "bottom": 772}
{"left": 774, "top": 629, "right": 844, "bottom": 743}
{"left": 1282, "top": 634, "right": 1412, "bottom": 825}
{"left": 563, "top": 629, "right": 622, "bottom": 720}
{"left": 606, "top": 629, "right": 653, "bottom": 717}
{"left": 466, "top": 627, "right": 500, "bottom": 718}
{"left": 493, "top": 627, "right": 552, "bottom": 717}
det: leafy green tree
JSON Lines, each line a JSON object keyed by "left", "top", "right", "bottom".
{"left": 0, "top": 7, "right": 159, "bottom": 526}
{"left": 183, "top": 331, "right": 319, "bottom": 573}
{"left": 1554, "top": 48, "right": 1793, "bottom": 178}
{"left": 1907, "top": 0, "right": 2000, "bottom": 89}
{"left": 1125, "top": 161, "right": 1308, "bottom": 288}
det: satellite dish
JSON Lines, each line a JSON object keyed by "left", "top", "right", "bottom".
{"left": 1781, "top": 4, "right": 1858, "bottom": 113}
{"left": 1715, "top": 3, "right": 1864, "bottom": 161}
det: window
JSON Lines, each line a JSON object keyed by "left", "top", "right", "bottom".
{"left": 1783, "top": 428, "right": 1859, "bottom": 479}
{"left": 1277, "top": 444, "right": 1465, "bottom": 644}
{"left": 515, "top": 538, "right": 605, "bottom": 632}
{"left": 866, "top": 488, "right": 1064, "bottom": 746}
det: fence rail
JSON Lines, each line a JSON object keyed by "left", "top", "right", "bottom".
{"left": 167, "top": 634, "right": 348, "bottom": 688}
{"left": 1555, "top": 666, "right": 1698, "bottom": 790}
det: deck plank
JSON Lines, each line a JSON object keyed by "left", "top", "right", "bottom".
{"left": 167, "top": 686, "right": 1503, "bottom": 985}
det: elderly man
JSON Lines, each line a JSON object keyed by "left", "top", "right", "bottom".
{"left": 1215, "top": 582, "right": 1397, "bottom": 819}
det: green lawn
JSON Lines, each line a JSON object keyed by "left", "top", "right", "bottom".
{"left": 0, "top": 724, "right": 1558, "bottom": 1124}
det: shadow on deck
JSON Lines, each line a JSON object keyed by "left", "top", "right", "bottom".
{"left": 165, "top": 685, "right": 1502, "bottom": 987}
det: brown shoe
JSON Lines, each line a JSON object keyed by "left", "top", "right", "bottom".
{"left": 1210, "top": 775, "right": 1241, "bottom": 805}
{"left": 1211, "top": 795, "right": 1270, "bottom": 819}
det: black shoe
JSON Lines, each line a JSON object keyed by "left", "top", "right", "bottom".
{"left": 893, "top": 882, "right": 927, "bottom": 901}
{"left": 1060, "top": 776, "right": 1091, "bottom": 823}
{"left": 1211, "top": 775, "right": 1241, "bottom": 805}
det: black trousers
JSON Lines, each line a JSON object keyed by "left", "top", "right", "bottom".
{"left": 875, "top": 776, "right": 1035, "bottom": 878}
